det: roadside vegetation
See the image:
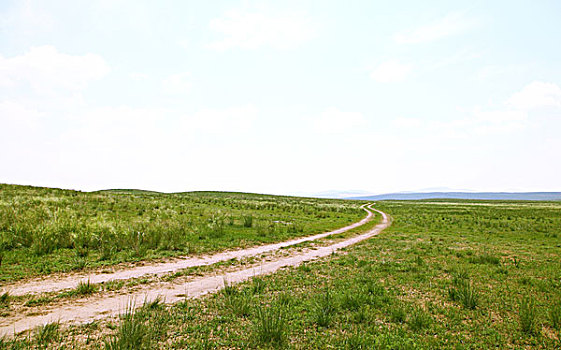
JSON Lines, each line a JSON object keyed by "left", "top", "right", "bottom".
{"left": 1, "top": 191, "right": 560, "bottom": 348}
{"left": 0, "top": 184, "right": 363, "bottom": 282}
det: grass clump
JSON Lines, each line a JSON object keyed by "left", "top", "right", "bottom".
{"left": 24, "top": 295, "right": 53, "bottom": 307}
{"left": 448, "top": 275, "right": 478, "bottom": 309}
{"left": 408, "top": 306, "right": 432, "bottom": 332}
{"left": 0, "top": 292, "right": 9, "bottom": 307}
{"left": 343, "top": 332, "right": 371, "bottom": 349}
{"left": 225, "top": 291, "right": 252, "bottom": 318}
{"left": 519, "top": 295, "right": 537, "bottom": 335}
{"left": 250, "top": 277, "right": 266, "bottom": 295}
{"left": 34, "top": 322, "right": 59, "bottom": 346}
{"left": 312, "top": 286, "right": 336, "bottom": 328}
{"left": 469, "top": 253, "right": 501, "bottom": 265}
{"left": 242, "top": 215, "right": 253, "bottom": 228}
{"left": 104, "top": 307, "right": 151, "bottom": 350}
{"left": 222, "top": 278, "right": 237, "bottom": 296}
{"left": 388, "top": 302, "right": 407, "bottom": 324}
{"left": 253, "top": 305, "right": 287, "bottom": 346}
{"left": 142, "top": 296, "right": 164, "bottom": 311}
{"left": 340, "top": 291, "right": 364, "bottom": 311}
{"left": 550, "top": 299, "right": 561, "bottom": 330}
{"left": 76, "top": 279, "right": 97, "bottom": 295}
{"left": 104, "top": 280, "right": 125, "bottom": 291}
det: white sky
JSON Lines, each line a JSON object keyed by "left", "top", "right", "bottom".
{"left": 1, "top": 1, "right": 560, "bottom": 195}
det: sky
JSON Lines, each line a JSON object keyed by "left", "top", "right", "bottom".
{"left": 1, "top": 0, "right": 560, "bottom": 195}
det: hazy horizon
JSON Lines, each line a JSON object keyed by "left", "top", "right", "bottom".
{"left": 2, "top": 1, "right": 560, "bottom": 195}
{"left": 2, "top": 182, "right": 560, "bottom": 199}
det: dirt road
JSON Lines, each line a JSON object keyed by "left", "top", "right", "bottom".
{"left": 4, "top": 204, "right": 374, "bottom": 297}
{"left": 0, "top": 204, "right": 390, "bottom": 337}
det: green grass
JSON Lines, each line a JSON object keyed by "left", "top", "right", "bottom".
{"left": 75, "top": 279, "right": 97, "bottom": 295}
{"left": 225, "top": 290, "right": 253, "bottom": 318}
{"left": 550, "top": 299, "right": 561, "bottom": 330}
{"left": 253, "top": 305, "right": 287, "bottom": 346}
{"left": 448, "top": 274, "right": 479, "bottom": 309}
{"left": 34, "top": 322, "right": 59, "bottom": 346}
{"left": 2, "top": 198, "right": 561, "bottom": 349}
{"left": 520, "top": 295, "right": 538, "bottom": 335}
{"left": 104, "top": 306, "right": 151, "bottom": 350}
{"left": 0, "top": 292, "right": 9, "bottom": 307}
{"left": 0, "top": 184, "right": 364, "bottom": 282}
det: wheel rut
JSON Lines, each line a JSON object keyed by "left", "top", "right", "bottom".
{"left": 0, "top": 204, "right": 391, "bottom": 337}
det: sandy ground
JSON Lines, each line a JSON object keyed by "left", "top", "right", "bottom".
{"left": 0, "top": 205, "right": 390, "bottom": 337}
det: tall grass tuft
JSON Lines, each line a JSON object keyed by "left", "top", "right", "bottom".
{"left": 0, "top": 292, "right": 9, "bottom": 307}
{"left": 389, "top": 302, "right": 407, "bottom": 324}
{"left": 550, "top": 299, "right": 561, "bottom": 330}
{"left": 343, "top": 332, "right": 370, "bottom": 349}
{"left": 104, "top": 305, "right": 151, "bottom": 350}
{"left": 312, "top": 286, "right": 336, "bottom": 328}
{"left": 242, "top": 215, "right": 253, "bottom": 228}
{"left": 142, "top": 296, "right": 164, "bottom": 311}
{"left": 225, "top": 291, "right": 252, "bottom": 318}
{"left": 251, "top": 277, "right": 266, "bottom": 295}
{"left": 408, "top": 306, "right": 432, "bottom": 331}
{"left": 76, "top": 279, "right": 97, "bottom": 295}
{"left": 469, "top": 253, "right": 500, "bottom": 265}
{"left": 448, "top": 277, "right": 478, "bottom": 310}
{"left": 34, "top": 322, "right": 59, "bottom": 345}
{"left": 519, "top": 295, "right": 537, "bottom": 335}
{"left": 222, "top": 278, "right": 237, "bottom": 296}
{"left": 254, "top": 305, "right": 287, "bottom": 346}
{"left": 340, "top": 291, "right": 364, "bottom": 311}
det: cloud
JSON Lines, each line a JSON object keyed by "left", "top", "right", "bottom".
{"left": 393, "top": 117, "right": 422, "bottom": 128}
{"left": 0, "top": 1, "right": 54, "bottom": 36}
{"left": 183, "top": 105, "right": 258, "bottom": 133}
{"left": 475, "top": 64, "right": 529, "bottom": 81}
{"left": 506, "top": 81, "right": 561, "bottom": 110}
{"left": 470, "top": 108, "right": 529, "bottom": 135}
{"left": 130, "top": 72, "right": 148, "bottom": 81}
{"left": 393, "top": 11, "right": 477, "bottom": 44}
{"left": 313, "top": 107, "right": 366, "bottom": 134}
{"left": 0, "top": 100, "right": 44, "bottom": 131}
{"left": 370, "top": 60, "right": 412, "bottom": 83}
{"left": 66, "top": 104, "right": 258, "bottom": 143}
{"left": 207, "top": 9, "right": 317, "bottom": 50}
{"left": 421, "top": 110, "right": 528, "bottom": 138}
{"left": 400, "top": 82, "right": 561, "bottom": 137}
{"left": 0, "top": 46, "right": 109, "bottom": 93}
{"left": 162, "top": 73, "right": 191, "bottom": 95}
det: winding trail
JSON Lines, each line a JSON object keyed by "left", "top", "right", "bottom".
{"left": 0, "top": 204, "right": 391, "bottom": 337}
{"left": 4, "top": 204, "right": 374, "bottom": 297}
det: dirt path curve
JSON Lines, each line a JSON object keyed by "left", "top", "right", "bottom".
{"left": 4, "top": 204, "right": 375, "bottom": 297}
{"left": 0, "top": 205, "right": 391, "bottom": 337}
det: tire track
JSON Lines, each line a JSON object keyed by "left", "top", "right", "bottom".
{"left": 0, "top": 205, "right": 390, "bottom": 337}
{"left": 4, "top": 204, "right": 374, "bottom": 297}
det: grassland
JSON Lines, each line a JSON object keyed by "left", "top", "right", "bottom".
{"left": 1, "top": 190, "right": 560, "bottom": 349}
{"left": 0, "top": 184, "right": 364, "bottom": 283}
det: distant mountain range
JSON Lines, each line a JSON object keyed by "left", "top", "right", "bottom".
{"left": 347, "top": 192, "right": 561, "bottom": 201}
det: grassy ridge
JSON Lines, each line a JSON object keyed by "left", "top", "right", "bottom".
{"left": 0, "top": 184, "right": 364, "bottom": 282}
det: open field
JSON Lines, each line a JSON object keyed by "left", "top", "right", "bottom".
{"left": 0, "top": 184, "right": 364, "bottom": 283}
{"left": 1, "top": 188, "right": 560, "bottom": 348}
{"left": 0, "top": 206, "right": 388, "bottom": 337}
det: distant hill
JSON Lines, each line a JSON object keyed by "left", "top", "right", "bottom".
{"left": 305, "top": 190, "right": 375, "bottom": 199}
{"left": 348, "top": 192, "right": 561, "bottom": 201}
